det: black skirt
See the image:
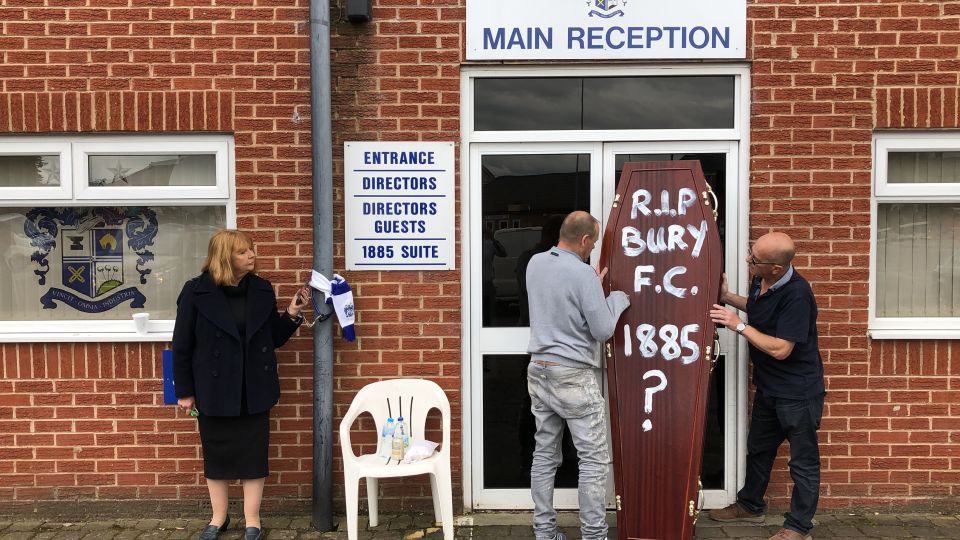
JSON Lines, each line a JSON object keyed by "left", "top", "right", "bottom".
{"left": 198, "top": 410, "right": 270, "bottom": 480}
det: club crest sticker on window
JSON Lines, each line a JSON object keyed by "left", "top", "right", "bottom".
{"left": 24, "top": 207, "right": 158, "bottom": 313}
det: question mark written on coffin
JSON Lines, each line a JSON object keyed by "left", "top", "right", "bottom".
{"left": 642, "top": 369, "right": 668, "bottom": 432}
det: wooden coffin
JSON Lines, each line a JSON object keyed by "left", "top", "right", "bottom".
{"left": 599, "top": 161, "right": 722, "bottom": 540}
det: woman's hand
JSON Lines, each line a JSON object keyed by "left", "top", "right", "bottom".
{"left": 177, "top": 396, "right": 196, "bottom": 415}
{"left": 286, "top": 286, "right": 311, "bottom": 318}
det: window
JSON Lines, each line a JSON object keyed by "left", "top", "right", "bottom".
{"left": 0, "top": 135, "right": 233, "bottom": 342}
{"left": 474, "top": 76, "right": 735, "bottom": 131}
{"left": 870, "top": 133, "right": 960, "bottom": 338}
{"left": 0, "top": 141, "right": 72, "bottom": 199}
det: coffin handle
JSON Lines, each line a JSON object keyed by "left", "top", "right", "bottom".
{"left": 691, "top": 478, "right": 704, "bottom": 523}
{"left": 710, "top": 334, "right": 721, "bottom": 373}
{"left": 702, "top": 186, "right": 719, "bottom": 221}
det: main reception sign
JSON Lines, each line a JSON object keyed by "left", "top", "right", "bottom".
{"left": 467, "top": 0, "right": 745, "bottom": 61}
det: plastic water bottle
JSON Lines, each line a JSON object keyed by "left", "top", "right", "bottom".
{"left": 400, "top": 417, "right": 410, "bottom": 452}
{"left": 378, "top": 417, "right": 395, "bottom": 458}
{"left": 396, "top": 416, "right": 411, "bottom": 450}
{"left": 391, "top": 418, "right": 405, "bottom": 461}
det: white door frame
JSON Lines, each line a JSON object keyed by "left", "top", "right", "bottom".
{"left": 460, "top": 64, "right": 752, "bottom": 511}
{"left": 467, "top": 141, "right": 603, "bottom": 509}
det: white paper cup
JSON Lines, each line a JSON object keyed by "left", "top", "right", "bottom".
{"left": 132, "top": 312, "right": 150, "bottom": 334}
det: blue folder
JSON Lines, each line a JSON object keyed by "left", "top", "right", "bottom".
{"left": 162, "top": 349, "right": 176, "bottom": 405}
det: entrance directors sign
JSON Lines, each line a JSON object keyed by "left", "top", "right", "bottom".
{"left": 467, "top": 0, "right": 745, "bottom": 60}
{"left": 344, "top": 142, "right": 455, "bottom": 270}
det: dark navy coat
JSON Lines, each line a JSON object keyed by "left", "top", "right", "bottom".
{"left": 172, "top": 272, "right": 301, "bottom": 416}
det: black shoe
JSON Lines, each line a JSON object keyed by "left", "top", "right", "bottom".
{"left": 198, "top": 515, "right": 230, "bottom": 540}
{"left": 244, "top": 526, "right": 264, "bottom": 540}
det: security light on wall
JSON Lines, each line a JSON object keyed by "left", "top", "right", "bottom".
{"left": 346, "top": 0, "right": 372, "bottom": 23}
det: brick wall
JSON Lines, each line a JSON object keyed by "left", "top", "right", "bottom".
{"left": 0, "top": 0, "right": 464, "bottom": 513}
{"left": 749, "top": 0, "right": 960, "bottom": 507}
{"left": 329, "top": 0, "right": 464, "bottom": 510}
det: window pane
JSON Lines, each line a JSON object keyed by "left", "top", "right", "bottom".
{"left": 474, "top": 76, "right": 735, "bottom": 131}
{"left": 701, "top": 354, "right": 726, "bottom": 490}
{"left": 88, "top": 154, "right": 216, "bottom": 187}
{"left": 481, "top": 153, "right": 590, "bottom": 327}
{"left": 888, "top": 152, "right": 960, "bottom": 184}
{"left": 0, "top": 155, "right": 59, "bottom": 187}
{"left": 475, "top": 78, "right": 582, "bottom": 131}
{"left": 482, "top": 354, "right": 578, "bottom": 489}
{"left": 0, "top": 206, "right": 225, "bottom": 321}
{"left": 876, "top": 203, "right": 960, "bottom": 317}
{"left": 583, "top": 76, "right": 734, "bottom": 130}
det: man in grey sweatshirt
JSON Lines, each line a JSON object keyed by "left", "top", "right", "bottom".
{"left": 526, "top": 211, "right": 630, "bottom": 540}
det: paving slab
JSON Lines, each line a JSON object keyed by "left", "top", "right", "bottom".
{"left": 0, "top": 512, "right": 958, "bottom": 539}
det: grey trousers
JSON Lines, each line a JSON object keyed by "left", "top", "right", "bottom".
{"left": 527, "top": 362, "right": 609, "bottom": 540}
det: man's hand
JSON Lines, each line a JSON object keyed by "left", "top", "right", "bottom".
{"left": 712, "top": 303, "right": 796, "bottom": 360}
{"left": 709, "top": 303, "right": 742, "bottom": 331}
{"left": 717, "top": 273, "right": 748, "bottom": 312}
{"left": 595, "top": 266, "right": 608, "bottom": 280}
{"left": 718, "top": 273, "right": 730, "bottom": 303}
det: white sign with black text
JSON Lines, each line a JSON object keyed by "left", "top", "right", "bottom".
{"left": 467, "top": 0, "right": 745, "bottom": 61}
{"left": 344, "top": 142, "right": 455, "bottom": 271}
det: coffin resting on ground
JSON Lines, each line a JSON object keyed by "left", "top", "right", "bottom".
{"left": 600, "top": 160, "right": 723, "bottom": 540}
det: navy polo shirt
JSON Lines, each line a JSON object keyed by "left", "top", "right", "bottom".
{"left": 746, "top": 268, "right": 825, "bottom": 400}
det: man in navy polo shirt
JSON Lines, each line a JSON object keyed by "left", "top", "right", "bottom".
{"left": 707, "top": 232, "right": 825, "bottom": 540}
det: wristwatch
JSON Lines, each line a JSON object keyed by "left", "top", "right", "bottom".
{"left": 735, "top": 322, "right": 746, "bottom": 335}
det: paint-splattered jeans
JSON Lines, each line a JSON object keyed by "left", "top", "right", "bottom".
{"left": 527, "top": 362, "right": 609, "bottom": 540}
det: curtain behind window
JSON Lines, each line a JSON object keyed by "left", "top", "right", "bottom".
{"left": 877, "top": 151, "right": 960, "bottom": 317}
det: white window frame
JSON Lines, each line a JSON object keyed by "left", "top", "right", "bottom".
{"left": 0, "top": 139, "right": 73, "bottom": 200}
{"left": 869, "top": 131, "right": 960, "bottom": 339}
{"left": 74, "top": 139, "right": 230, "bottom": 200}
{"left": 0, "top": 134, "right": 235, "bottom": 343}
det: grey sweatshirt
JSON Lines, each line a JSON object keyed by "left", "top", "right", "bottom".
{"left": 526, "top": 246, "right": 630, "bottom": 369}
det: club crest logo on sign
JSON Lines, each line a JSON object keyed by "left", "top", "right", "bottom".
{"left": 588, "top": 0, "right": 624, "bottom": 18}
{"left": 24, "top": 208, "right": 159, "bottom": 313}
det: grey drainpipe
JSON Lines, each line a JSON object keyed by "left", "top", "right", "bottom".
{"left": 309, "top": 0, "right": 334, "bottom": 531}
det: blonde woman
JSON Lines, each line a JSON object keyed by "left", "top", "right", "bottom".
{"left": 173, "top": 229, "right": 308, "bottom": 540}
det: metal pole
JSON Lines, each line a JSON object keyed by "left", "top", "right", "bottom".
{"left": 309, "top": 0, "right": 334, "bottom": 531}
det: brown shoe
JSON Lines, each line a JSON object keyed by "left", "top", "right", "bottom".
{"left": 708, "top": 502, "right": 764, "bottom": 523}
{"left": 768, "top": 528, "right": 812, "bottom": 540}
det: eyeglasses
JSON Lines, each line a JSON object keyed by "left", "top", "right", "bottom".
{"left": 747, "top": 249, "right": 778, "bottom": 266}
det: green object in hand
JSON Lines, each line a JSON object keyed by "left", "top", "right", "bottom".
{"left": 189, "top": 407, "right": 199, "bottom": 417}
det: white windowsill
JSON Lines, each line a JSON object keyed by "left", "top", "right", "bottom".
{"left": 0, "top": 332, "right": 173, "bottom": 343}
{"left": 868, "top": 328, "right": 959, "bottom": 340}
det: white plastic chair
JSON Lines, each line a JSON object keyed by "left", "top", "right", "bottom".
{"left": 339, "top": 378, "right": 453, "bottom": 540}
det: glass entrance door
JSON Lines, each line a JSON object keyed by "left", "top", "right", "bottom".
{"left": 470, "top": 142, "right": 602, "bottom": 509}
{"left": 468, "top": 141, "right": 743, "bottom": 509}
